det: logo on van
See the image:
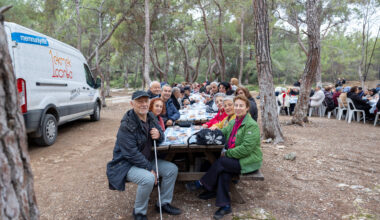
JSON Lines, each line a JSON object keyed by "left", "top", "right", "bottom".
{"left": 11, "top": 32, "right": 49, "bottom": 46}
{"left": 49, "top": 50, "right": 73, "bottom": 79}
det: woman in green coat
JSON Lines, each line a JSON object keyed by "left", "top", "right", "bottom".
{"left": 186, "top": 95, "right": 262, "bottom": 220}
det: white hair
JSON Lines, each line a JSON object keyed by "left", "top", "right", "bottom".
{"left": 149, "top": 81, "right": 160, "bottom": 88}
{"left": 210, "top": 82, "right": 218, "bottom": 86}
{"left": 223, "top": 95, "right": 235, "bottom": 102}
{"left": 172, "top": 87, "right": 180, "bottom": 93}
{"left": 213, "top": 93, "right": 226, "bottom": 101}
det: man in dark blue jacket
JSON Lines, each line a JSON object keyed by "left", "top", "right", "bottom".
{"left": 106, "top": 91, "right": 181, "bottom": 220}
{"left": 160, "top": 84, "right": 180, "bottom": 126}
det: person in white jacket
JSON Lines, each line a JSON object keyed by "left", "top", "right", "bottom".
{"left": 310, "top": 86, "right": 325, "bottom": 107}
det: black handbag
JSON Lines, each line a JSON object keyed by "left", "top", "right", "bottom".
{"left": 176, "top": 120, "right": 193, "bottom": 127}
{"left": 187, "top": 129, "right": 225, "bottom": 146}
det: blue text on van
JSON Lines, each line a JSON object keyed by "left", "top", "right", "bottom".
{"left": 11, "top": 32, "right": 49, "bottom": 46}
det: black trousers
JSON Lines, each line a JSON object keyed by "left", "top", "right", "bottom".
{"left": 200, "top": 156, "right": 241, "bottom": 207}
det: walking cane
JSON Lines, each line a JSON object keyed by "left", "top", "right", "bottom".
{"left": 153, "top": 139, "right": 163, "bottom": 220}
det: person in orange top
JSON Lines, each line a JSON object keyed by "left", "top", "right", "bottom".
{"left": 149, "top": 97, "right": 166, "bottom": 131}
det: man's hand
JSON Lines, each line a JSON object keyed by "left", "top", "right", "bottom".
{"left": 150, "top": 128, "right": 160, "bottom": 140}
{"left": 202, "top": 124, "right": 208, "bottom": 128}
{"left": 166, "top": 119, "right": 173, "bottom": 126}
{"left": 151, "top": 170, "right": 157, "bottom": 185}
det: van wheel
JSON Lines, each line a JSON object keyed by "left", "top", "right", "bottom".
{"left": 34, "top": 114, "right": 57, "bottom": 146}
{"left": 90, "top": 103, "right": 100, "bottom": 121}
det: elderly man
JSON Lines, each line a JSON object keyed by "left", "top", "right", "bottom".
{"left": 147, "top": 81, "right": 161, "bottom": 99}
{"left": 160, "top": 84, "right": 180, "bottom": 126}
{"left": 310, "top": 85, "right": 325, "bottom": 107}
{"left": 106, "top": 91, "right": 181, "bottom": 220}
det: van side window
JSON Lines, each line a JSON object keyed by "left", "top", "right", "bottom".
{"left": 84, "top": 64, "right": 95, "bottom": 87}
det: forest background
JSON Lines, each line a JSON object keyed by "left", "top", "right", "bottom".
{"left": 1, "top": 0, "right": 380, "bottom": 93}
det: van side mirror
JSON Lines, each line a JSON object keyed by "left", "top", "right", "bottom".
{"left": 95, "top": 78, "right": 101, "bottom": 89}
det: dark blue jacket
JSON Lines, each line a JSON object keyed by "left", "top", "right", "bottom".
{"left": 106, "top": 109, "right": 164, "bottom": 191}
{"left": 147, "top": 90, "right": 159, "bottom": 99}
{"left": 162, "top": 98, "right": 180, "bottom": 122}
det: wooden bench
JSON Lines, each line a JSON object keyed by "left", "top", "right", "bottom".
{"left": 230, "top": 170, "right": 265, "bottom": 204}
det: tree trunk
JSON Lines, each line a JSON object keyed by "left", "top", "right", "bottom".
{"left": 143, "top": 0, "right": 151, "bottom": 88}
{"left": 96, "top": 49, "right": 106, "bottom": 107}
{"left": 124, "top": 62, "right": 129, "bottom": 88}
{"left": 163, "top": 33, "right": 169, "bottom": 82}
{"left": 75, "top": 0, "right": 82, "bottom": 51}
{"left": 291, "top": 0, "right": 321, "bottom": 125}
{"left": 238, "top": 9, "right": 245, "bottom": 85}
{"left": 105, "top": 67, "right": 110, "bottom": 97}
{"left": 0, "top": 12, "right": 39, "bottom": 219}
{"left": 253, "top": 0, "right": 284, "bottom": 144}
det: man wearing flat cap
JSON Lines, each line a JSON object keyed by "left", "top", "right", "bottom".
{"left": 106, "top": 91, "right": 181, "bottom": 220}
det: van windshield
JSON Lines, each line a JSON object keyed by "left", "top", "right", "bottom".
{"left": 84, "top": 64, "right": 95, "bottom": 88}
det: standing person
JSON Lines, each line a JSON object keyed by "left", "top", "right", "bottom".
{"left": 186, "top": 95, "right": 262, "bottom": 220}
{"left": 147, "top": 81, "right": 161, "bottom": 99}
{"left": 106, "top": 91, "right": 181, "bottom": 220}
{"left": 235, "top": 87, "right": 258, "bottom": 121}
{"left": 160, "top": 84, "right": 180, "bottom": 126}
{"left": 149, "top": 97, "right": 166, "bottom": 131}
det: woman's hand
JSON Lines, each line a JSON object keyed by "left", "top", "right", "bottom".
{"left": 202, "top": 124, "right": 208, "bottom": 129}
{"left": 209, "top": 126, "right": 218, "bottom": 130}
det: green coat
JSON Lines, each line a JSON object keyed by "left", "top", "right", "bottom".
{"left": 222, "top": 113, "right": 262, "bottom": 174}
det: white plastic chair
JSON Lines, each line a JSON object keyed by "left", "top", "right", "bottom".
{"left": 309, "top": 104, "right": 323, "bottom": 117}
{"left": 336, "top": 98, "right": 347, "bottom": 120}
{"left": 346, "top": 98, "right": 366, "bottom": 124}
{"left": 374, "top": 111, "right": 380, "bottom": 126}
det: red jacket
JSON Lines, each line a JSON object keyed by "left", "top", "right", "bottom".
{"left": 203, "top": 109, "right": 228, "bottom": 128}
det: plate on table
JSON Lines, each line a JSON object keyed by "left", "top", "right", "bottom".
{"left": 167, "top": 136, "right": 177, "bottom": 141}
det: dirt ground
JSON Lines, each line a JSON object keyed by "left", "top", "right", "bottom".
{"left": 29, "top": 89, "right": 380, "bottom": 220}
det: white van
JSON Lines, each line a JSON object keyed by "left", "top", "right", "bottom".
{"left": 4, "top": 22, "right": 101, "bottom": 146}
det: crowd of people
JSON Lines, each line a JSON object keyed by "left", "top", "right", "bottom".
{"left": 106, "top": 78, "right": 262, "bottom": 220}
{"left": 277, "top": 80, "right": 380, "bottom": 121}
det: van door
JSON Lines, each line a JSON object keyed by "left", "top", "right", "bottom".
{"left": 83, "top": 64, "right": 97, "bottom": 110}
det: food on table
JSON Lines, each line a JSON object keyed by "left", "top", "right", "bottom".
{"left": 168, "top": 136, "right": 177, "bottom": 141}
{"left": 178, "top": 133, "right": 187, "bottom": 137}
{"left": 193, "top": 125, "right": 201, "bottom": 130}
{"left": 189, "top": 115, "right": 196, "bottom": 118}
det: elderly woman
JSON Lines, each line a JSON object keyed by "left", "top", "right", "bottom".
{"left": 186, "top": 95, "right": 262, "bottom": 220}
{"left": 210, "top": 96, "right": 236, "bottom": 130}
{"left": 236, "top": 87, "right": 258, "bottom": 121}
{"left": 149, "top": 97, "right": 166, "bottom": 131}
{"left": 203, "top": 93, "right": 227, "bottom": 128}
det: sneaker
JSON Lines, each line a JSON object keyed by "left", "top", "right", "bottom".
{"left": 156, "top": 203, "right": 181, "bottom": 215}
{"left": 198, "top": 190, "right": 216, "bottom": 200}
{"left": 213, "top": 206, "right": 232, "bottom": 220}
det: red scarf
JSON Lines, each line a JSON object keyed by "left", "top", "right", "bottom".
{"left": 157, "top": 115, "right": 165, "bottom": 132}
{"left": 227, "top": 115, "right": 245, "bottom": 149}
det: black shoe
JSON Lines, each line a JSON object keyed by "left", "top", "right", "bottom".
{"left": 185, "top": 181, "right": 202, "bottom": 191}
{"left": 213, "top": 207, "right": 232, "bottom": 220}
{"left": 156, "top": 203, "right": 182, "bottom": 215}
{"left": 133, "top": 209, "right": 148, "bottom": 220}
{"left": 198, "top": 190, "right": 216, "bottom": 200}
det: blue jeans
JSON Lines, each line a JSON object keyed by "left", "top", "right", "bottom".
{"left": 126, "top": 159, "right": 178, "bottom": 215}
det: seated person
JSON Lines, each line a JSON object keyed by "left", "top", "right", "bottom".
{"left": 204, "top": 82, "right": 219, "bottom": 106}
{"left": 218, "top": 82, "right": 235, "bottom": 95}
{"left": 230, "top": 78, "right": 239, "bottom": 91}
{"left": 347, "top": 86, "right": 372, "bottom": 118}
{"left": 147, "top": 81, "right": 161, "bottom": 99}
{"left": 289, "top": 87, "right": 299, "bottom": 96}
{"left": 276, "top": 88, "right": 290, "bottom": 109}
{"left": 182, "top": 86, "right": 195, "bottom": 105}
{"left": 185, "top": 95, "right": 262, "bottom": 220}
{"left": 203, "top": 93, "right": 227, "bottom": 128}
{"left": 339, "top": 87, "right": 351, "bottom": 107}
{"left": 171, "top": 87, "right": 181, "bottom": 110}
{"left": 310, "top": 86, "right": 325, "bottom": 107}
{"left": 160, "top": 84, "right": 180, "bottom": 126}
{"left": 106, "top": 91, "right": 181, "bottom": 220}
{"left": 149, "top": 97, "right": 166, "bottom": 131}
{"left": 210, "top": 96, "right": 236, "bottom": 129}
{"left": 235, "top": 87, "right": 258, "bottom": 121}
{"left": 332, "top": 87, "right": 342, "bottom": 107}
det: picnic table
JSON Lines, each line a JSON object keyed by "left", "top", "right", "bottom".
{"left": 158, "top": 126, "right": 264, "bottom": 203}
{"left": 177, "top": 94, "right": 216, "bottom": 124}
